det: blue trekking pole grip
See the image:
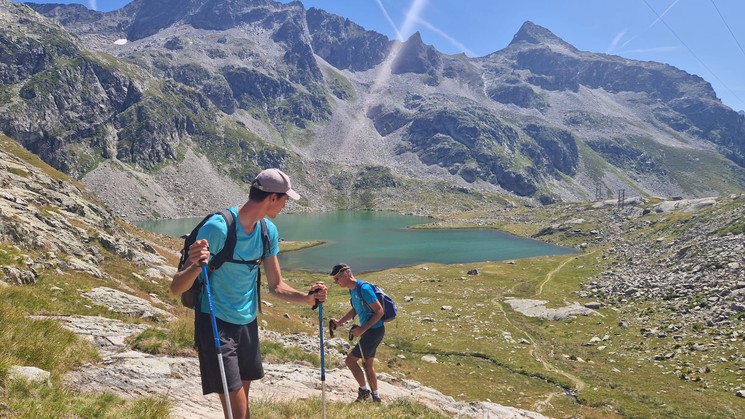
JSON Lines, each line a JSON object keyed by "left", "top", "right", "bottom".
{"left": 202, "top": 265, "right": 234, "bottom": 419}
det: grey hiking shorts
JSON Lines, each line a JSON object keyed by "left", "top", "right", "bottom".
{"left": 351, "top": 325, "right": 385, "bottom": 359}
{"left": 196, "top": 311, "right": 264, "bottom": 395}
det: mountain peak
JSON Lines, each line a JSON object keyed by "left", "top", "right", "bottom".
{"left": 509, "top": 21, "right": 576, "bottom": 51}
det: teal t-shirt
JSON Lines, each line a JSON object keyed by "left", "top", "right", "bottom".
{"left": 196, "top": 207, "right": 279, "bottom": 325}
{"left": 350, "top": 281, "right": 384, "bottom": 330}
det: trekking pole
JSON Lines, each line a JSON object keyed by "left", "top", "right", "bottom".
{"left": 202, "top": 265, "right": 234, "bottom": 419}
{"left": 311, "top": 290, "right": 326, "bottom": 419}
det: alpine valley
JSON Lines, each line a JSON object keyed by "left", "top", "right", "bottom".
{"left": 1, "top": 1, "right": 745, "bottom": 418}
{"left": 1, "top": 0, "right": 743, "bottom": 220}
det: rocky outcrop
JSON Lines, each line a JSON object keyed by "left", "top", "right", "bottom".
{"left": 582, "top": 196, "right": 745, "bottom": 329}
{"left": 0, "top": 134, "right": 168, "bottom": 282}
{"left": 306, "top": 7, "right": 391, "bottom": 72}
{"left": 391, "top": 32, "right": 441, "bottom": 76}
{"left": 45, "top": 314, "right": 548, "bottom": 419}
{"left": 393, "top": 98, "right": 550, "bottom": 195}
{"left": 522, "top": 124, "right": 579, "bottom": 176}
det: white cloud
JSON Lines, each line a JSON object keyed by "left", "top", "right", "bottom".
{"left": 375, "top": 0, "right": 403, "bottom": 41}
{"left": 607, "top": 29, "right": 627, "bottom": 54}
{"left": 617, "top": 46, "right": 680, "bottom": 55}
{"left": 408, "top": 15, "right": 475, "bottom": 57}
{"left": 88, "top": 1, "right": 98, "bottom": 11}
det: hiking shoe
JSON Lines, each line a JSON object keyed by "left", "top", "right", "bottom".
{"left": 372, "top": 393, "right": 382, "bottom": 403}
{"left": 355, "top": 388, "right": 371, "bottom": 402}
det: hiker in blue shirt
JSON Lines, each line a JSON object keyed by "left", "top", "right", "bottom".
{"left": 328, "top": 263, "right": 385, "bottom": 403}
{"left": 171, "top": 168, "right": 327, "bottom": 419}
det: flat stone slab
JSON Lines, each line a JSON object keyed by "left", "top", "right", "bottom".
{"left": 38, "top": 315, "right": 548, "bottom": 419}
{"left": 504, "top": 298, "right": 600, "bottom": 320}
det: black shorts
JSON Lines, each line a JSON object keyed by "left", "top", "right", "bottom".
{"left": 351, "top": 325, "right": 385, "bottom": 359}
{"left": 195, "top": 311, "right": 264, "bottom": 395}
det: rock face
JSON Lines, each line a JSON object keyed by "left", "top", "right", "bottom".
{"left": 1, "top": 0, "right": 744, "bottom": 220}
{"left": 0, "top": 134, "right": 166, "bottom": 282}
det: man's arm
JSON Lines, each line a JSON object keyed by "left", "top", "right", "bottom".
{"left": 263, "top": 255, "right": 327, "bottom": 305}
{"left": 352, "top": 299, "right": 384, "bottom": 336}
{"left": 170, "top": 239, "right": 210, "bottom": 295}
{"left": 330, "top": 307, "right": 356, "bottom": 328}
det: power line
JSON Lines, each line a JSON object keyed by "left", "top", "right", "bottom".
{"left": 710, "top": 0, "right": 745, "bottom": 59}
{"left": 642, "top": 0, "right": 745, "bottom": 110}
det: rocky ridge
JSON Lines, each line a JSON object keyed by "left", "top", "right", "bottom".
{"left": 1, "top": 0, "right": 742, "bottom": 221}
{"left": 0, "top": 135, "right": 167, "bottom": 284}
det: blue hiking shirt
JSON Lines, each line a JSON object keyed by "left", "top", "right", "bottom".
{"left": 196, "top": 207, "right": 279, "bottom": 325}
{"left": 350, "top": 281, "right": 384, "bottom": 330}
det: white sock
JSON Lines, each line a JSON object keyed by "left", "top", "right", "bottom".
{"left": 372, "top": 390, "right": 380, "bottom": 397}
{"left": 360, "top": 385, "right": 370, "bottom": 391}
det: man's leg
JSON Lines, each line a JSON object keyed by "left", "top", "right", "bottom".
{"left": 345, "top": 353, "right": 366, "bottom": 387}
{"left": 359, "top": 326, "right": 385, "bottom": 402}
{"left": 362, "top": 357, "right": 377, "bottom": 391}
{"left": 217, "top": 380, "right": 251, "bottom": 419}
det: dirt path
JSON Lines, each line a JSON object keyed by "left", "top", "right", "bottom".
{"left": 534, "top": 250, "right": 598, "bottom": 297}
{"left": 494, "top": 252, "right": 597, "bottom": 411}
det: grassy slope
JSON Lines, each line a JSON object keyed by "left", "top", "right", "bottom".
{"left": 4, "top": 211, "right": 744, "bottom": 418}
{"left": 2, "top": 131, "right": 744, "bottom": 417}
{"left": 264, "top": 200, "right": 745, "bottom": 418}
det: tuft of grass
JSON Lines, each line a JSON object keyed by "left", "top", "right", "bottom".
{"left": 0, "top": 295, "right": 100, "bottom": 378}
{"left": 127, "top": 316, "right": 196, "bottom": 357}
{"left": 251, "top": 397, "right": 448, "bottom": 418}
{"left": 3, "top": 379, "right": 169, "bottom": 419}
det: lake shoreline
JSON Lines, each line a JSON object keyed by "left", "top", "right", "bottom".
{"left": 134, "top": 210, "right": 576, "bottom": 274}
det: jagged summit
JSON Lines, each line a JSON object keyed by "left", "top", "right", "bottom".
{"left": 6, "top": 0, "right": 745, "bottom": 218}
{"left": 509, "top": 20, "right": 577, "bottom": 51}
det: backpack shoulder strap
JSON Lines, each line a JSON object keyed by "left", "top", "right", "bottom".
{"left": 253, "top": 218, "right": 272, "bottom": 315}
{"left": 222, "top": 217, "right": 270, "bottom": 267}
{"left": 356, "top": 281, "right": 374, "bottom": 310}
{"left": 259, "top": 218, "right": 270, "bottom": 259}
{"left": 207, "top": 209, "right": 236, "bottom": 272}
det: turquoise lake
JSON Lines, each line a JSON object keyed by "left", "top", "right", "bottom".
{"left": 134, "top": 211, "right": 576, "bottom": 273}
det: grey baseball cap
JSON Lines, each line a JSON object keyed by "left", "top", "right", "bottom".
{"left": 251, "top": 168, "right": 300, "bottom": 200}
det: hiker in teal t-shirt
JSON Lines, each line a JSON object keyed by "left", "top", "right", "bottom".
{"left": 171, "top": 168, "right": 327, "bottom": 419}
{"left": 195, "top": 206, "right": 279, "bottom": 324}
{"left": 328, "top": 263, "right": 385, "bottom": 403}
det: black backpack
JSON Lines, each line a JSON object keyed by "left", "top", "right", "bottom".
{"left": 178, "top": 209, "right": 270, "bottom": 313}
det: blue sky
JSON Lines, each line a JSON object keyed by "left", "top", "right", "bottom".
{"left": 16, "top": 0, "right": 745, "bottom": 111}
